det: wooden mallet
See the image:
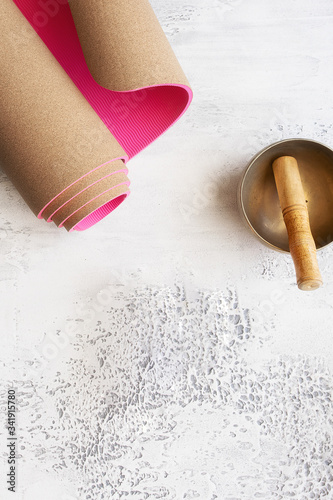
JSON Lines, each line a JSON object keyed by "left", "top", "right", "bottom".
{"left": 272, "top": 156, "right": 323, "bottom": 291}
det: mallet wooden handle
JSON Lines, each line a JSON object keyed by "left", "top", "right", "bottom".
{"left": 272, "top": 156, "right": 323, "bottom": 291}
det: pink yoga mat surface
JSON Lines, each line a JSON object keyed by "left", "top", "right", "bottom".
{"left": 10, "top": 0, "right": 192, "bottom": 231}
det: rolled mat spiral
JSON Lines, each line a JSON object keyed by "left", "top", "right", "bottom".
{"left": 0, "top": 0, "right": 192, "bottom": 231}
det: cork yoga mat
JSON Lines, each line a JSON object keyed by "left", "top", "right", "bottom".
{"left": 0, "top": 0, "right": 192, "bottom": 232}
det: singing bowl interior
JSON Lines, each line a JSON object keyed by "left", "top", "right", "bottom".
{"left": 239, "top": 139, "right": 333, "bottom": 252}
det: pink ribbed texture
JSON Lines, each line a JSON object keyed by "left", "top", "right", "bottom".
{"left": 58, "top": 182, "right": 131, "bottom": 228}
{"left": 13, "top": 0, "right": 192, "bottom": 231}
{"left": 74, "top": 194, "right": 129, "bottom": 232}
{"left": 46, "top": 165, "right": 129, "bottom": 222}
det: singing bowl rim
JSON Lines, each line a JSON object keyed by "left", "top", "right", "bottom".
{"left": 238, "top": 138, "right": 333, "bottom": 253}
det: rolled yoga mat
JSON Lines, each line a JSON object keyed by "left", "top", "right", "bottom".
{"left": 0, "top": 0, "right": 192, "bottom": 231}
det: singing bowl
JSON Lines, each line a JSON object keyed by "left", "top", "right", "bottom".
{"left": 238, "top": 138, "right": 333, "bottom": 252}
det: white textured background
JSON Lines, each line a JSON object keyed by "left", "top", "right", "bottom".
{"left": 1, "top": 0, "right": 333, "bottom": 499}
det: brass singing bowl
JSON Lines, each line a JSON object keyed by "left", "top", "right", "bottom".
{"left": 238, "top": 138, "right": 333, "bottom": 252}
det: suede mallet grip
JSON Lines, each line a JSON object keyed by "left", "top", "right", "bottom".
{"left": 272, "top": 156, "right": 323, "bottom": 291}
